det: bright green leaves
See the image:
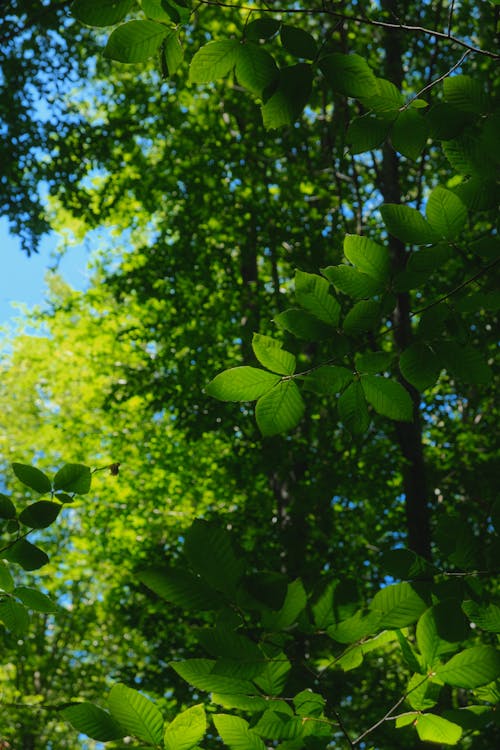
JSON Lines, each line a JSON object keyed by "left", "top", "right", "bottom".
{"left": 361, "top": 375, "right": 413, "bottom": 422}
{"left": 416, "top": 601, "right": 469, "bottom": 668}
{"left": 252, "top": 334, "right": 295, "bottom": 375}
{"left": 213, "top": 714, "right": 266, "bottom": 750}
{"left": 462, "top": 600, "right": 500, "bottom": 633}
{"left": 347, "top": 113, "right": 389, "bottom": 154}
{"left": 343, "top": 235, "right": 390, "bottom": 283}
{"left": 205, "top": 367, "right": 280, "bottom": 401}
{"left": 433, "top": 646, "right": 500, "bottom": 688}
{"left": 381, "top": 186, "right": 468, "bottom": 245}
{"left": 206, "top": 334, "right": 303, "bottom": 437}
{"left": 370, "top": 582, "right": 427, "bottom": 628}
{"left": 255, "top": 380, "right": 305, "bottom": 437}
{"left": 164, "top": 704, "right": 207, "bottom": 750}
{"left": 61, "top": 703, "right": 124, "bottom": 742}
{"left": 320, "top": 53, "right": 378, "bottom": 98}
{"left": 72, "top": 0, "right": 135, "bottom": 27}
{"left": 301, "top": 366, "right": 352, "bottom": 395}
{"left": 0, "top": 597, "right": 30, "bottom": 635}
{"left": 190, "top": 40, "right": 240, "bottom": 83}
{"left": 294, "top": 270, "right": 340, "bottom": 326}
{"left": 108, "top": 683, "right": 164, "bottom": 744}
{"left": 415, "top": 714, "right": 462, "bottom": 745}
{"left": 104, "top": 20, "right": 170, "bottom": 63}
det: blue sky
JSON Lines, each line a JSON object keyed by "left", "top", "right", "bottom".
{"left": 0, "top": 218, "right": 90, "bottom": 327}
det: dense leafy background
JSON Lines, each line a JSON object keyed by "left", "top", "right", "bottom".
{"left": 0, "top": 0, "right": 499, "bottom": 748}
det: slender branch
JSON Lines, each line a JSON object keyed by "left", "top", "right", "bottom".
{"left": 448, "top": 0, "right": 456, "bottom": 37}
{"left": 197, "top": 0, "right": 500, "bottom": 59}
{"left": 333, "top": 709, "right": 355, "bottom": 748}
{"left": 402, "top": 49, "right": 471, "bottom": 110}
{"left": 352, "top": 674, "right": 430, "bottom": 745}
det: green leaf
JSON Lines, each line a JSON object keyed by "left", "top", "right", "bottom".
{"left": 108, "top": 683, "right": 164, "bottom": 744}
{"left": 164, "top": 704, "right": 206, "bottom": 750}
{"left": 3, "top": 539, "right": 49, "bottom": 571}
{"left": 14, "top": 586, "right": 58, "bottom": 613}
{"left": 321, "top": 265, "right": 383, "bottom": 298}
{"left": 443, "top": 75, "right": 490, "bottom": 114}
{"left": 370, "top": 582, "right": 427, "bottom": 628}
{"left": 18, "top": 501, "right": 61, "bottom": 529}
{"left": 338, "top": 381, "right": 370, "bottom": 435}
{"left": 391, "top": 109, "right": 429, "bottom": 160}
{"left": 255, "top": 380, "right": 305, "bottom": 437}
{"left": 0, "top": 598, "right": 30, "bottom": 634}
{"left": 274, "top": 308, "right": 333, "bottom": 340}
{"left": 189, "top": 39, "right": 240, "bottom": 83}
{"left": 381, "top": 548, "right": 435, "bottom": 580}
{"left": 343, "top": 300, "right": 380, "bottom": 334}
{"left": 205, "top": 367, "right": 280, "bottom": 402}
{"left": 416, "top": 600, "right": 469, "bottom": 667}
{"left": 327, "top": 609, "right": 382, "bottom": 644}
{"left": 440, "top": 342, "right": 492, "bottom": 384}
{"left": 294, "top": 270, "right": 341, "bottom": 325}
{"left": 280, "top": 25, "right": 317, "bottom": 60}
{"left": 425, "top": 187, "right": 467, "bottom": 240}
{"left": 213, "top": 714, "right": 266, "bottom": 750}
{"left": 399, "top": 342, "right": 441, "bottom": 391}
{"left": 253, "top": 710, "right": 303, "bottom": 740}
{"left": 434, "top": 646, "right": 500, "bottom": 688}
{"left": 301, "top": 366, "right": 352, "bottom": 395}
{"left": 212, "top": 694, "right": 268, "bottom": 712}
{"left": 185, "top": 519, "right": 244, "bottom": 594}
{"left": 235, "top": 44, "right": 278, "bottom": 97}
{"left": 72, "top": 0, "right": 135, "bottom": 27}
{"left": 138, "top": 565, "right": 221, "bottom": 610}
{"left": 343, "top": 235, "right": 390, "bottom": 282}
{"left": 61, "top": 703, "right": 124, "bottom": 742}
{"left": 262, "top": 579, "right": 307, "bottom": 630}
{"left": 361, "top": 375, "right": 413, "bottom": 421}
{"left": 171, "top": 659, "right": 255, "bottom": 694}
{"left": 53, "top": 463, "right": 92, "bottom": 494}
{"left": 361, "top": 78, "right": 404, "bottom": 114}
{"left": 347, "top": 113, "right": 389, "bottom": 154}
{"left": 406, "top": 673, "right": 440, "bottom": 711}
{"left": 355, "top": 351, "right": 393, "bottom": 374}
{"left": 261, "top": 64, "right": 312, "bottom": 129}
{"left": 415, "top": 714, "right": 462, "bottom": 745}
{"left": 253, "top": 655, "right": 291, "bottom": 695}
{"left": 320, "top": 53, "right": 378, "bottom": 98}
{"left": 195, "top": 626, "right": 262, "bottom": 662}
{"left": 104, "top": 20, "right": 169, "bottom": 63}
{"left": 462, "top": 600, "right": 500, "bottom": 633}
{"left": 245, "top": 18, "right": 281, "bottom": 42}
{"left": 12, "top": 463, "right": 52, "bottom": 494}
{"left": 380, "top": 204, "right": 439, "bottom": 245}
{"left": 252, "top": 334, "right": 296, "bottom": 375}
{"left": 0, "top": 493, "right": 16, "bottom": 519}
{"left": 161, "top": 32, "right": 183, "bottom": 76}
{"left": 141, "top": 0, "right": 173, "bottom": 22}
{"left": 0, "top": 562, "right": 15, "bottom": 593}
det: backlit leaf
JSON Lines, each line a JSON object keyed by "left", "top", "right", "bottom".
{"left": 426, "top": 187, "right": 467, "bottom": 240}
{"left": 434, "top": 646, "right": 500, "bottom": 688}
{"left": 380, "top": 204, "right": 439, "bottom": 245}
{"left": 54, "top": 464, "right": 91, "bottom": 494}
{"left": 338, "top": 381, "right": 370, "bottom": 435}
{"left": 370, "top": 582, "right": 427, "bottom": 627}
{"left": 205, "top": 367, "right": 280, "bottom": 402}
{"left": 415, "top": 713, "right": 462, "bottom": 745}
{"left": 108, "top": 683, "right": 163, "bottom": 744}
{"left": 301, "top": 366, "right": 352, "bottom": 395}
{"left": 361, "top": 375, "right": 413, "bottom": 421}
{"left": 12, "top": 463, "right": 52, "bottom": 494}
{"left": 255, "top": 380, "right": 305, "bottom": 437}
{"left": 320, "top": 53, "right": 378, "bottom": 98}
{"left": 72, "top": 0, "right": 135, "bottom": 27}
{"left": 235, "top": 44, "right": 278, "bottom": 97}
{"left": 252, "top": 334, "right": 295, "bottom": 375}
{"left": 213, "top": 714, "right": 266, "bottom": 750}
{"left": 189, "top": 40, "right": 240, "bottom": 83}
{"left": 104, "top": 20, "right": 169, "bottom": 63}
{"left": 295, "top": 270, "right": 341, "bottom": 325}
{"left": 343, "top": 235, "right": 390, "bottom": 281}
{"left": 280, "top": 25, "right": 317, "bottom": 60}
{"left": 61, "top": 703, "right": 124, "bottom": 742}
{"left": 164, "top": 704, "right": 206, "bottom": 750}
{"left": 261, "top": 64, "right": 312, "bottom": 129}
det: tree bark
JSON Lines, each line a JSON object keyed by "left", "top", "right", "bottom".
{"left": 380, "top": 0, "right": 432, "bottom": 560}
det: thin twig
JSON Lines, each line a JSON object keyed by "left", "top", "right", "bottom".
{"left": 447, "top": 0, "right": 456, "bottom": 37}
{"left": 197, "top": 0, "right": 500, "bottom": 59}
{"left": 402, "top": 49, "right": 471, "bottom": 110}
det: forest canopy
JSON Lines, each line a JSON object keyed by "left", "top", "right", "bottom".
{"left": 0, "top": 1, "right": 499, "bottom": 748}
